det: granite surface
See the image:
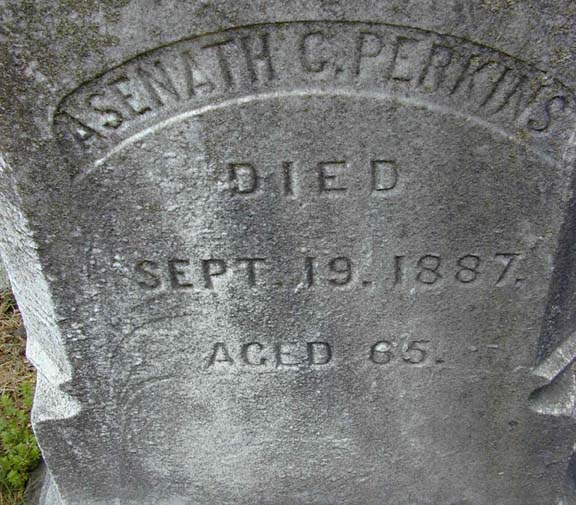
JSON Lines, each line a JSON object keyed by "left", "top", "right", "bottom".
{"left": 1, "top": 2, "right": 576, "bottom": 504}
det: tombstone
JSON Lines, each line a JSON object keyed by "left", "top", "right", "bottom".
{"left": 0, "top": 256, "right": 9, "bottom": 291}
{"left": 2, "top": 2, "right": 576, "bottom": 504}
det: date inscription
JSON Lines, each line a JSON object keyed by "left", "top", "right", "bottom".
{"left": 133, "top": 252, "right": 525, "bottom": 292}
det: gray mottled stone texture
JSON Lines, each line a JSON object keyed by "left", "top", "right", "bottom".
{"left": 2, "top": 1, "right": 576, "bottom": 504}
{"left": 0, "top": 257, "right": 9, "bottom": 290}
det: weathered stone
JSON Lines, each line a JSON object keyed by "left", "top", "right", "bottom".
{"left": 0, "top": 256, "right": 9, "bottom": 291}
{"left": 1, "top": 2, "right": 576, "bottom": 504}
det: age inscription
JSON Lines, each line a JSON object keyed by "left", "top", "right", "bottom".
{"left": 205, "top": 337, "right": 434, "bottom": 370}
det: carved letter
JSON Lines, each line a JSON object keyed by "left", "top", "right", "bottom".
{"left": 241, "top": 342, "right": 267, "bottom": 366}
{"left": 240, "top": 32, "right": 275, "bottom": 83}
{"left": 318, "top": 161, "right": 347, "bottom": 193}
{"left": 135, "top": 260, "right": 161, "bottom": 290}
{"left": 202, "top": 259, "right": 227, "bottom": 289}
{"left": 354, "top": 32, "right": 384, "bottom": 76}
{"left": 307, "top": 342, "right": 332, "bottom": 365}
{"left": 228, "top": 163, "right": 260, "bottom": 195}
{"left": 371, "top": 160, "right": 398, "bottom": 192}
{"left": 207, "top": 343, "right": 235, "bottom": 366}
{"left": 300, "top": 32, "right": 328, "bottom": 73}
{"left": 168, "top": 259, "right": 193, "bottom": 289}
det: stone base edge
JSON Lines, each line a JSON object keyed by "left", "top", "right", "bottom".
{"left": 26, "top": 461, "right": 62, "bottom": 505}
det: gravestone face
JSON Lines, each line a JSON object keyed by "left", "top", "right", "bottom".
{"left": 2, "top": 2, "right": 576, "bottom": 504}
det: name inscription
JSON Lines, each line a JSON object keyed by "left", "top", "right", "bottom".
{"left": 54, "top": 21, "right": 576, "bottom": 168}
